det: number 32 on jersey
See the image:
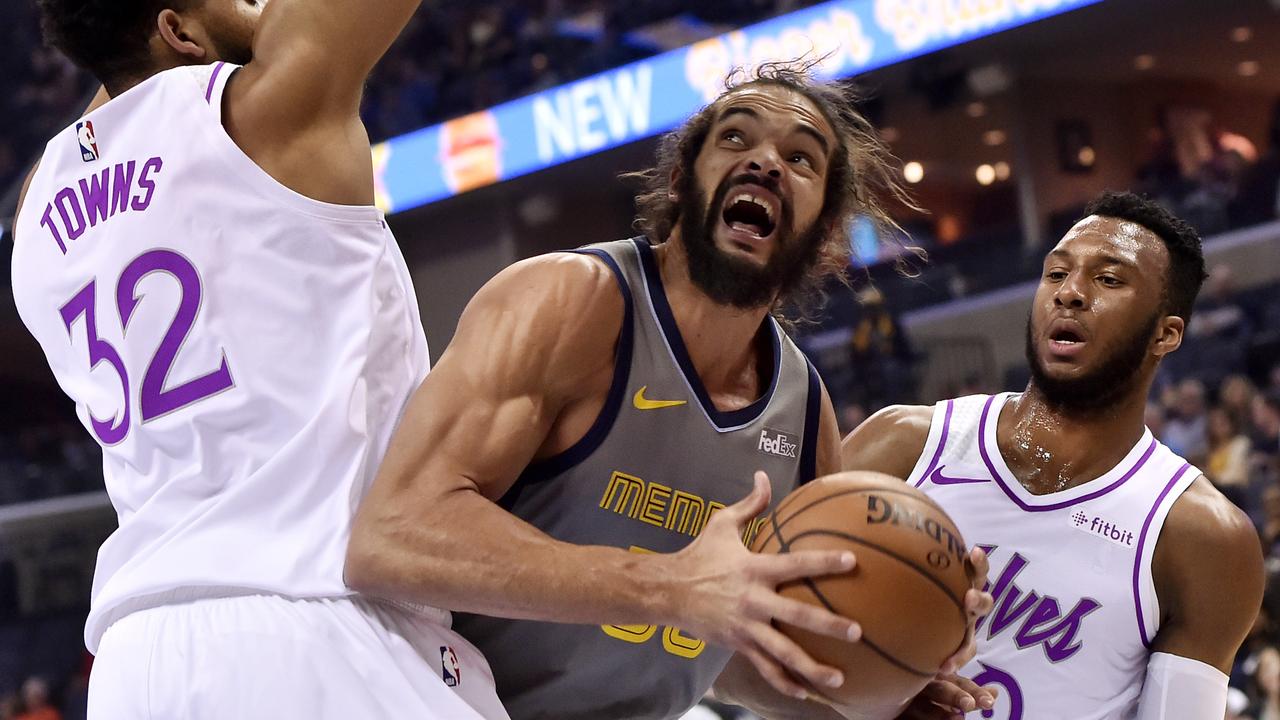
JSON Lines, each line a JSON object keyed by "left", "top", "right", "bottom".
{"left": 59, "top": 248, "right": 233, "bottom": 445}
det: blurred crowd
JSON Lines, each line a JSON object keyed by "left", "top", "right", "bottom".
{"left": 0, "top": 0, "right": 821, "bottom": 196}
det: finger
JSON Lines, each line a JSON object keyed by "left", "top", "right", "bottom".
{"left": 899, "top": 696, "right": 963, "bottom": 720}
{"left": 759, "top": 548, "right": 856, "bottom": 583}
{"left": 965, "top": 588, "right": 995, "bottom": 618}
{"left": 948, "top": 676, "right": 998, "bottom": 710}
{"left": 918, "top": 678, "right": 978, "bottom": 713}
{"left": 740, "top": 643, "right": 810, "bottom": 701}
{"left": 750, "top": 622, "right": 846, "bottom": 692}
{"left": 968, "top": 546, "right": 990, "bottom": 586}
{"left": 717, "top": 471, "right": 772, "bottom": 527}
{"left": 939, "top": 637, "right": 976, "bottom": 675}
{"left": 752, "top": 590, "right": 862, "bottom": 642}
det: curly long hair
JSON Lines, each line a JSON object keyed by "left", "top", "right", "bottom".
{"left": 627, "top": 59, "right": 915, "bottom": 319}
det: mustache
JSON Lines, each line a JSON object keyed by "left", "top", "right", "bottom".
{"left": 722, "top": 172, "right": 782, "bottom": 197}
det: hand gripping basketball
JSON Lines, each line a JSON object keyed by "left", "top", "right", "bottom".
{"left": 669, "top": 471, "right": 861, "bottom": 700}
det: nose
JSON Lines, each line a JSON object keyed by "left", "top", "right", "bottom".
{"left": 1053, "top": 272, "right": 1088, "bottom": 310}
{"left": 746, "top": 144, "right": 784, "bottom": 180}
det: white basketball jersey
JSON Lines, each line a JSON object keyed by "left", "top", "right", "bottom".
{"left": 910, "top": 393, "right": 1196, "bottom": 720}
{"left": 11, "top": 63, "right": 429, "bottom": 652}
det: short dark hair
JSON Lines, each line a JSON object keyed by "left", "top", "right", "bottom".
{"left": 627, "top": 59, "right": 913, "bottom": 317}
{"left": 1080, "top": 191, "right": 1207, "bottom": 323}
{"left": 37, "top": 0, "right": 199, "bottom": 89}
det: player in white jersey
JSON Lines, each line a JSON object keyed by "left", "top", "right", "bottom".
{"left": 13, "top": 1, "right": 505, "bottom": 718}
{"left": 842, "top": 191, "right": 1263, "bottom": 719}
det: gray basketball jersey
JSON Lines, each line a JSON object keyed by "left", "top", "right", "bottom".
{"left": 453, "top": 238, "right": 821, "bottom": 720}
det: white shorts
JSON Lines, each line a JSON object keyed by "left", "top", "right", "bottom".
{"left": 88, "top": 593, "right": 510, "bottom": 720}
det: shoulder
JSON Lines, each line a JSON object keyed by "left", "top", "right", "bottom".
{"left": 1157, "top": 476, "right": 1261, "bottom": 582}
{"left": 1152, "top": 475, "right": 1263, "bottom": 664}
{"left": 453, "top": 251, "right": 627, "bottom": 374}
{"left": 840, "top": 404, "right": 934, "bottom": 479}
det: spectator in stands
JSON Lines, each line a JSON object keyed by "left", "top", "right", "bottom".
{"left": 845, "top": 286, "right": 914, "bottom": 411}
{"left": 1224, "top": 375, "right": 1261, "bottom": 429}
{"left": 14, "top": 678, "right": 58, "bottom": 720}
{"left": 1232, "top": 97, "right": 1280, "bottom": 228}
{"left": 1253, "top": 391, "right": 1280, "bottom": 459}
{"left": 1208, "top": 406, "right": 1253, "bottom": 489}
{"left": 1164, "top": 377, "right": 1210, "bottom": 465}
{"left": 1251, "top": 646, "right": 1280, "bottom": 720}
{"left": 1, "top": 693, "right": 17, "bottom": 720}
{"left": 1191, "top": 265, "right": 1250, "bottom": 340}
{"left": 1145, "top": 402, "right": 1168, "bottom": 441}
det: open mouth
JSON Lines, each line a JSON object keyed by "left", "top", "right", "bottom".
{"left": 721, "top": 191, "right": 777, "bottom": 240}
{"left": 1050, "top": 328, "right": 1085, "bottom": 345}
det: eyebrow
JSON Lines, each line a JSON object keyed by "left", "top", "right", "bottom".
{"left": 717, "top": 106, "right": 832, "bottom": 158}
{"left": 1047, "top": 248, "right": 1137, "bottom": 268}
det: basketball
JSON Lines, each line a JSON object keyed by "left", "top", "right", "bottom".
{"left": 751, "top": 471, "right": 973, "bottom": 715}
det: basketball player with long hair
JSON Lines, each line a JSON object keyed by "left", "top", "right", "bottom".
{"left": 346, "top": 63, "right": 993, "bottom": 720}
{"left": 12, "top": 1, "right": 508, "bottom": 718}
{"left": 841, "top": 192, "right": 1263, "bottom": 719}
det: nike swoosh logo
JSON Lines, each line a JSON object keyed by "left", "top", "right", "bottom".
{"left": 633, "top": 386, "right": 687, "bottom": 410}
{"left": 929, "top": 466, "right": 990, "bottom": 485}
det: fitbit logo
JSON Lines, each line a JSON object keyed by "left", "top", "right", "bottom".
{"left": 1070, "top": 510, "right": 1134, "bottom": 548}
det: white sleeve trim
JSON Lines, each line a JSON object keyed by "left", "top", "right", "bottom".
{"left": 1134, "top": 652, "right": 1228, "bottom": 720}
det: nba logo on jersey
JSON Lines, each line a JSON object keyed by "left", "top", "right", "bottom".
{"left": 440, "top": 646, "right": 461, "bottom": 687}
{"left": 76, "top": 121, "right": 99, "bottom": 162}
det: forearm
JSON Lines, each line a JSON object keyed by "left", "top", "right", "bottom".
{"left": 347, "top": 487, "right": 682, "bottom": 627}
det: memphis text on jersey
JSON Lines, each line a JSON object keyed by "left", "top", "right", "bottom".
{"left": 598, "top": 470, "right": 768, "bottom": 544}
{"left": 36, "top": 158, "right": 165, "bottom": 254}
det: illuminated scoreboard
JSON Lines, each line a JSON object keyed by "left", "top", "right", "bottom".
{"left": 374, "top": 0, "right": 1102, "bottom": 214}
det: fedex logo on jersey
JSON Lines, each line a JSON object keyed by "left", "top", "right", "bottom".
{"left": 440, "top": 646, "right": 461, "bottom": 687}
{"left": 758, "top": 428, "right": 798, "bottom": 459}
{"left": 1070, "top": 510, "right": 1135, "bottom": 547}
{"left": 76, "top": 121, "right": 99, "bottom": 162}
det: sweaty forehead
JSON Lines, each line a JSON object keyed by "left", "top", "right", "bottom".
{"left": 713, "top": 85, "right": 836, "bottom": 144}
{"left": 1053, "top": 215, "right": 1168, "bottom": 269}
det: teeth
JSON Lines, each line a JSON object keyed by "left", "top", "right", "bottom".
{"left": 731, "top": 192, "right": 774, "bottom": 222}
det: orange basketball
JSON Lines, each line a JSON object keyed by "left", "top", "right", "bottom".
{"left": 751, "top": 471, "right": 973, "bottom": 716}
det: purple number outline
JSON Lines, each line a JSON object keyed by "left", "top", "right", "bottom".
{"left": 59, "top": 281, "right": 131, "bottom": 445}
{"left": 117, "top": 249, "right": 234, "bottom": 422}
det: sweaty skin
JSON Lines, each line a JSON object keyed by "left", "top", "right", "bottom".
{"left": 838, "top": 217, "right": 1263, "bottom": 717}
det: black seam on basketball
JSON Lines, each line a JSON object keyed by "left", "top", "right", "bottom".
{"left": 798, "top": 577, "right": 936, "bottom": 678}
{"left": 786, "top": 529, "right": 966, "bottom": 611}
{"left": 860, "top": 635, "right": 936, "bottom": 678}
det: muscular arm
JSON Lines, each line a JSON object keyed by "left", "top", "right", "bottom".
{"left": 345, "top": 253, "right": 674, "bottom": 622}
{"left": 224, "top": 0, "right": 424, "bottom": 204}
{"left": 1148, "top": 477, "right": 1263, "bottom": 673}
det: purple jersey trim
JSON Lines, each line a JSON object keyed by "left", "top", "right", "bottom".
{"left": 206, "top": 62, "right": 227, "bottom": 104}
{"left": 977, "top": 394, "right": 1158, "bottom": 511}
{"left": 914, "top": 399, "right": 954, "bottom": 488}
{"left": 1132, "top": 461, "right": 1193, "bottom": 648}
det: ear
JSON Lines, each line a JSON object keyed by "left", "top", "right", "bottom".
{"left": 667, "top": 166, "right": 683, "bottom": 202}
{"left": 1152, "top": 315, "right": 1185, "bottom": 358}
{"left": 156, "top": 8, "right": 209, "bottom": 62}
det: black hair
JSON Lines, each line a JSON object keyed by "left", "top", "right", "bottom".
{"left": 1080, "top": 191, "right": 1207, "bottom": 323}
{"left": 36, "top": 0, "right": 200, "bottom": 89}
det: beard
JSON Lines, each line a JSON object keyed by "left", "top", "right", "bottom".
{"left": 1024, "top": 309, "right": 1160, "bottom": 413}
{"left": 679, "top": 174, "right": 824, "bottom": 310}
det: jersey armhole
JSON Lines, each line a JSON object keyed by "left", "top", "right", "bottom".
{"left": 499, "top": 249, "right": 635, "bottom": 507}
{"left": 797, "top": 361, "right": 822, "bottom": 485}
{"left": 1133, "top": 462, "right": 1198, "bottom": 648}
{"left": 908, "top": 399, "right": 953, "bottom": 488}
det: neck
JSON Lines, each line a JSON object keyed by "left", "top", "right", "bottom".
{"left": 997, "top": 383, "right": 1150, "bottom": 494}
{"left": 654, "top": 232, "right": 774, "bottom": 397}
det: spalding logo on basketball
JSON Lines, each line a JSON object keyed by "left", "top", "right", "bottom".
{"left": 751, "top": 471, "right": 973, "bottom": 718}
